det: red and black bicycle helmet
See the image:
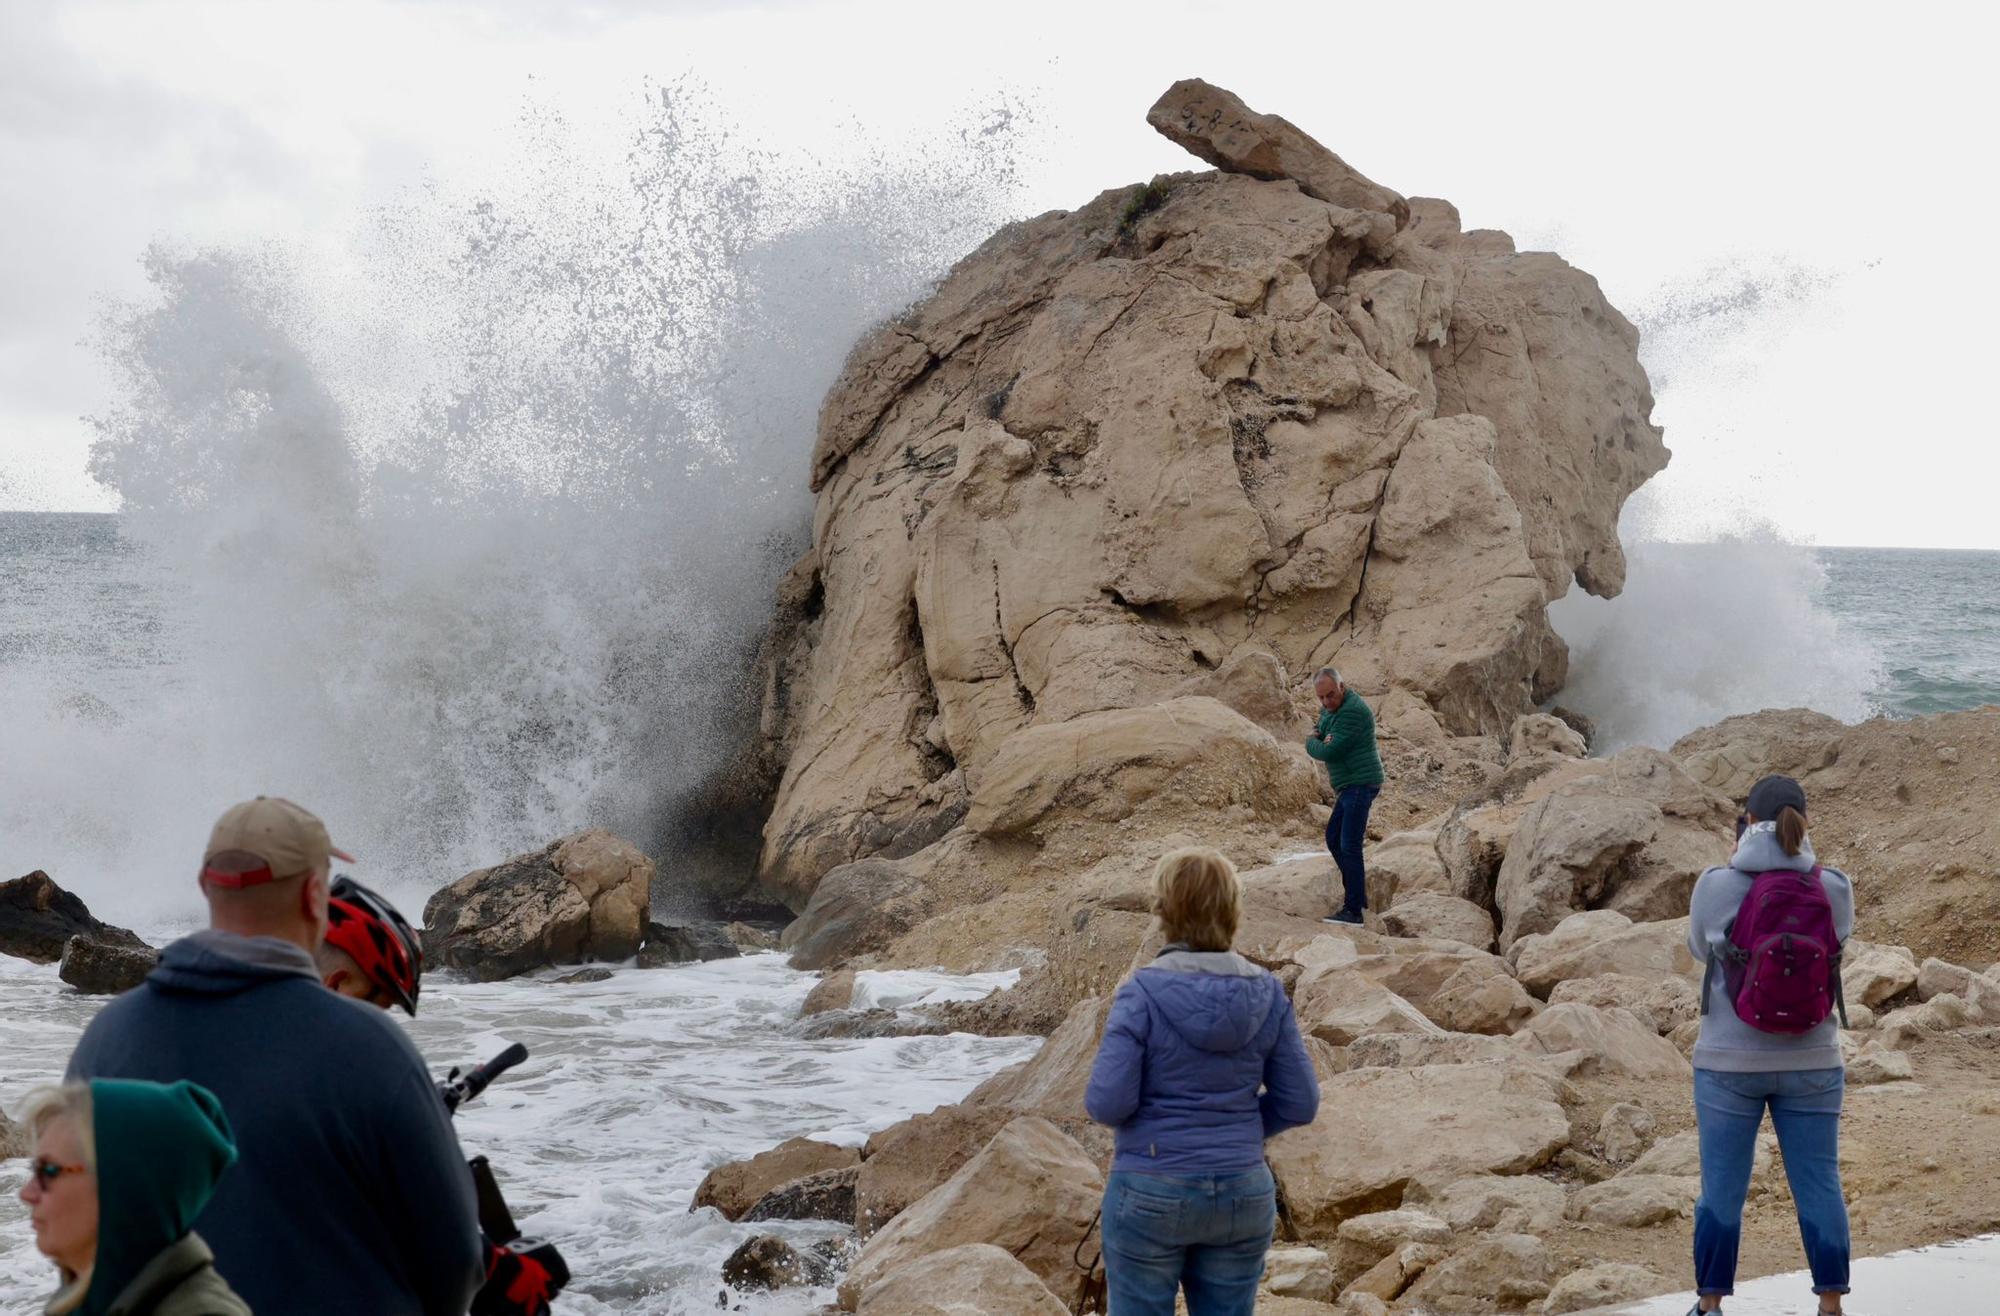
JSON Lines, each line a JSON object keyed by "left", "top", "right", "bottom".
{"left": 326, "top": 875, "right": 424, "bottom": 1016}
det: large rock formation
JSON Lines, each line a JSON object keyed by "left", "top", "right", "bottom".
{"left": 1, "top": 871, "right": 149, "bottom": 966}
{"left": 751, "top": 79, "right": 1665, "bottom": 907}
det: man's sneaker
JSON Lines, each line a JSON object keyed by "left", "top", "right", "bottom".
{"left": 1322, "top": 909, "right": 1364, "bottom": 925}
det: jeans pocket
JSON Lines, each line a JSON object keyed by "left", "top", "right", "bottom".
{"left": 1118, "top": 1186, "right": 1183, "bottom": 1230}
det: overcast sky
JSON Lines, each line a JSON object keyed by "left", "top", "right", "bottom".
{"left": 4, "top": 0, "right": 1996, "bottom": 547}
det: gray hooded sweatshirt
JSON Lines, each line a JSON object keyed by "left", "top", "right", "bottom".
{"left": 1688, "top": 822, "right": 1854, "bottom": 1074}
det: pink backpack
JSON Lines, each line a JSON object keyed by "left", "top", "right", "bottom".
{"left": 1711, "top": 867, "right": 1849, "bottom": 1034}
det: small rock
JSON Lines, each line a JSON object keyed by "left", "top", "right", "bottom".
{"left": 1262, "top": 1245, "right": 1335, "bottom": 1302}
{"left": 58, "top": 935, "right": 158, "bottom": 994}
{"left": 1415, "top": 1174, "right": 1567, "bottom": 1234}
{"left": 1597, "top": 1102, "right": 1655, "bottom": 1165}
{"left": 692, "top": 1137, "right": 860, "bottom": 1221}
{"left": 721, "top": 1235, "right": 833, "bottom": 1291}
{"left": 802, "top": 968, "right": 858, "bottom": 1015}
{"left": 1, "top": 1106, "right": 26, "bottom": 1159}
{"left": 552, "top": 967, "right": 614, "bottom": 984}
{"left": 1543, "top": 1261, "right": 1663, "bottom": 1314}
{"left": 726, "top": 921, "right": 780, "bottom": 951}
{"left": 791, "top": 1008, "right": 950, "bottom": 1040}
{"left": 1343, "top": 1240, "right": 1447, "bottom": 1303}
{"left": 1847, "top": 1045, "right": 1915, "bottom": 1086}
{"left": 1335, "top": 1294, "right": 1390, "bottom": 1316}
{"left": 638, "top": 920, "right": 741, "bottom": 968}
{"left": 1937, "top": 746, "right": 1960, "bottom": 764}
{"left": 1407, "top": 1233, "right": 1552, "bottom": 1307}
{"left": 1568, "top": 1175, "right": 1697, "bottom": 1227}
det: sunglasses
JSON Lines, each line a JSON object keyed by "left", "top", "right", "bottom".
{"left": 29, "top": 1158, "right": 88, "bottom": 1187}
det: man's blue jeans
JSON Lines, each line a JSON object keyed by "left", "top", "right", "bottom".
{"left": 1326, "top": 784, "right": 1380, "bottom": 916}
{"left": 1694, "top": 1067, "right": 1850, "bottom": 1297}
{"left": 1100, "top": 1166, "right": 1276, "bottom": 1316}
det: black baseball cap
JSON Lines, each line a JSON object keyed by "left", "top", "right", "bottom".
{"left": 1745, "top": 774, "right": 1808, "bottom": 821}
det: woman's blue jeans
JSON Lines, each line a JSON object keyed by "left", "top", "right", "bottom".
{"left": 1100, "top": 1166, "right": 1276, "bottom": 1316}
{"left": 1694, "top": 1067, "right": 1850, "bottom": 1297}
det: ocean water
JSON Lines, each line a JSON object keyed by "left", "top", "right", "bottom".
{"left": 0, "top": 947, "right": 1035, "bottom": 1314}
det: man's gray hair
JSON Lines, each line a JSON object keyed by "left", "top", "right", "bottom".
{"left": 1314, "top": 666, "right": 1342, "bottom": 685}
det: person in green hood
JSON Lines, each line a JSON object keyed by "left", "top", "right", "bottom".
{"left": 16, "top": 1078, "right": 248, "bottom": 1316}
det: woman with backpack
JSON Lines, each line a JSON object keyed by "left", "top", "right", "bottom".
{"left": 1084, "top": 847, "right": 1321, "bottom": 1316}
{"left": 1686, "top": 774, "right": 1854, "bottom": 1316}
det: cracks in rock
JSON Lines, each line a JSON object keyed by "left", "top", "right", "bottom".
{"left": 1078, "top": 274, "right": 1158, "bottom": 372}
{"left": 993, "top": 563, "right": 1037, "bottom": 716}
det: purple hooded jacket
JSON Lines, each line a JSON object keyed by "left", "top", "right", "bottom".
{"left": 1084, "top": 948, "right": 1320, "bottom": 1175}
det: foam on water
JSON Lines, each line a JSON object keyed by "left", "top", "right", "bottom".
{"left": 0, "top": 84, "right": 1031, "bottom": 922}
{"left": 0, "top": 952, "right": 1041, "bottom": 1315}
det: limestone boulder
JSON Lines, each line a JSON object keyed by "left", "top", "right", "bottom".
{"left": 1543, "top": 1262, "right": 1664, "bottom": 1314}
{"left": 1293, "top": 966, "right": 1444, "bottom": 1047}
{"left": 1263, "top": 1246, "right": 1337, "bottom": 1302}
{"left": 803, "top": 969, "right": 858, "bottom": 1015}
{"left": 1413, "top": 1174, "right": 1566, "bottom": 1234}
{"left": 838, "top": 1117, "right": 1103, "bottom": 1309}
{"left": 966, "top": 996, "right": 1110, "bottom": 1118}
{"left": 722, "top": 1236, "right": 836, "bottom": 1291}
{"left": 1342, "top": 1030, "right": 1529, "bottom": 1071}
{"left": 1404, "top": 1233, "right": 1552, "bottom": 1310}
{"left": 1878, "top": 992, "right": 1981, "bottom": 1046}
{"left": 1415, "top": 960, "right": 1542, "bottom": 1035}
{"left": 422, "top": 829, "right": 654, "bottom": 981}
{"left": 741, "top": 1166, "right": 860, "bottom": 1225}
{"left": 1493, "top": 748, "right": 1733, "bottom": 950}
{"left": 691, "top": 1137, "right": 860, "bottom": 1221}
{"left": 58, "top": 934, "right": 158, "bottom": 994}
{"left": 1364, "top": 830, "right": 1456, "bottom": 910}
{"left": 1330, "top": 1209, "right": 1450, "bottom": 1286}
{"left": 1510, "top": 910, "right": 1698, "bottom": 997}
{"left": 1670, "top": 708, "right": 1847, "bottom": 799}
{"left": 853, "top": 1243, "right": 1069, "bottom": 1316}
{"left": 1146, "top": 78, "right": 1410, "bottom": 224}
{"left": 1508, "top": 713, "right": 1587, "bottom": 762}
{"left": 1567, "top": 1174, "right": 1697, "bottom": 1227}
{"left": 1267, "top": 1061, "right": 1569, "bottom": 1234}
{"left": 1512, "top": 1003, "right": 1692, "bottom": 1078}
{"left": 1343, "top": 1241, "right": 1447, "bottom": 1305}
{"left": 1846, "top": 1043, "right": 1915, "bottom": 1086}
{"left": 856, "top": 1105, "right": 1017, "bottom": 1237}
{"left": 1548, "top": 973, "right": 1699, "bottom": 1034}
{"left": 1598, "top": 1102, "right": 1656, "bottom": 1165}
{"left": 782, "top": 857, "right": 940, "bottom": 972}
{"left": 1, "top": 871, "right": 149, "bottom": 965}
{"left": 756, "top": 80, "right": 1664, "bottom": 902}
{"left": 1379, "top": 893, "right": 1496, "bottom": 951}
{"left": 1842, "top": 940, "right": 1920, "bottom": 1008}
{"left": 1916, "top": 957, "right": 2000, "bottom": 1005}
{"left": 964, "top": 697, "right": 1317, "bottom": 840}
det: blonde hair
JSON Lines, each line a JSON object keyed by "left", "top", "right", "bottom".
{"left": 20, "top": 1084, "right": 96, "bottom": 1315}
{"left": 1153, "top": 848, "right": 1240, "bottom": 952}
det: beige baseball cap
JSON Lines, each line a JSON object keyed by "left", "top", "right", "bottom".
{"left": 201, "top": 796, "right": 354, "bottom": 888}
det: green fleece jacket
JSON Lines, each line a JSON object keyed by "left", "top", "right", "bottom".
{"left": 1305, "top": 691, "right": 1384, "bottom": 789}
{"left": 79, "top": 1079, "right": 248, "bottom": 1316}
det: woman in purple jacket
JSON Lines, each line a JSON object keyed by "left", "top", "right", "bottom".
{"left": 1085, "top": 848, "right": 1321, "bottom": 1315}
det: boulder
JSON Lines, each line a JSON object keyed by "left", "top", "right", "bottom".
{"left": 1379, "top": 893, "right": 1495, "bottom": 951}
{"left": 1330, "top": 1209, "right": 1450, "bottom": 1286}
{"left": 1598, "top": 1102, "right": 1656, "bottom": 1165}
{"left": 1413, "top": 1174, "right": 1566, "bottom": 1234}
{"left": 1343, "top": 1240, "right": 1448, "bottom": 1304}
{"left": 838, "top": 1117, "right": 1103, "bottom": 1309}
{"left": 422, "top": 829, "right": 654, "bottom": 981}
{"left": 803, "top": 968, "right": 859, "bottom": 1015}
{"left": 1567, "top": 1174, "right": 1697, "bottom": 1227}
{"left": 1, "top": 1106, "right": 25, "bottom": 1159}
{"left": 1916, "top": 957, "right": 2000, "bottom": 1013}
{"left": 1510, "top": 910, "right": 1698, "bottom": 996}
{"left": 1263, "top": 1246, "right": 1336, "bottom": 1302}
{"left": 691, "top": 1137, "right": 861, "bottom": 1221}
{"left": 756, "top": 80, "right": 1664, "bottom": 902}
{"left": 857, "top": 1105, "right": 1017, "bottom": 1237}
{"left": 1293, "top": 966, "right": 1444, "bottom": 1046}
{"left": 637, "top": 920, "right": 739, "bottom": 968}
{"left": 1878, "top": 992, "right": 1979, "bottom": 1046}
{"left": 1364, "top": 830, "right": 1456, "bottom": 910}
{"left": 1548, "top": 973, "right": 1698, "bottom": 1034}
{"left": 58, "top": 934, "right": 158, "bottom": 994}
{"left": 1146, "top": 78, "right": 1410, "bottom": 224}
{"left": 1335, "top": 1294, "right": 1391, "bottom": 1316}
{"left": 1267, "top": 1061, "right": 1569, "bottom": 1234}
{"left": 1842, "top": 940, "right": 1920, "bottom": 1008}
{"left": 0, "top": 871, "right": 148, "bottom": 965}
{"left": 791, "top": 1008, "right": 951, "bottom": 1041}
{"left": 1405, "top": 1233, "right": 1552, "bottom": 1309}
{"left": 1343, "top": 1030, "right": 1528, "bottom": 1071}
{"left": 965, "top": 995, "right": 1110, "bottom": 1118}
{"left": 741, "top": 1165, "right": 860, "bottom": 1224}
{"left": 1493, "top": 748, "right": 1732, "bottom": 950}
{"left": 1671, "top": 708, "right": 1847, "bottom": 799}
{"left": 854, "top": 1243, "right": 1069, "bottom": 1316}
{"left": 1846, "top": 1044, "right": 1915, "bottom": 1086}
{"left": 1512, "top": 1003, "right": 1692, "bottom": 1078}
{"left": 1542, "top": 1262, "right": 1664, "bottom": 1314}
{"left": 782, "top": 857, "right": 940, "bottom": 972}
{"left": 726, "top": 921, "right": 781, "bottom": 951}
{"left": 1417, "top": 962, "right": 1542, "bottom": 1035}
{"left": 964, "top": 697, "right": 1317, "bottom": 840}
{"left": 722, "top": 1235, "right": 835, "bottom": 1291}
{"left": 1508, "top": 713, "right": 1587, "bottom": 761}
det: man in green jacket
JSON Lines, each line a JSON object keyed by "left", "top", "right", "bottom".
{"left": 1306, "top": 666, "right": 1384, "bottom": 924}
